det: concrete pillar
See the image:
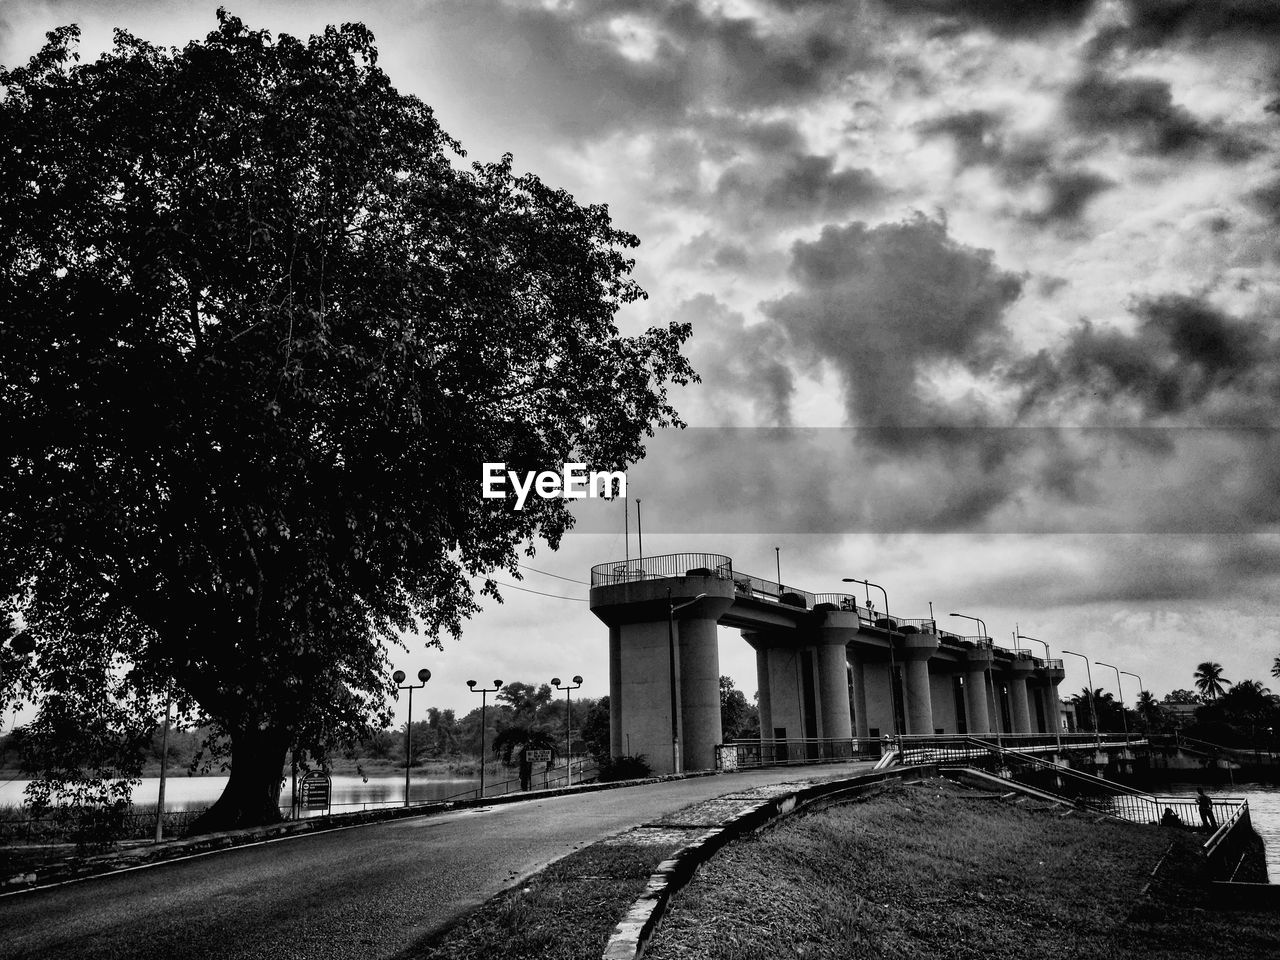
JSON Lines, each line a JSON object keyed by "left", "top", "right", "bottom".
{"left": 1009, "top": 661, "right": 1035, "bottom": 734}
{"left": 609, "top": 625, "right": 622, "bottom": 757}
{"left": 817, "top": 640, "right": 853, "bottom": 740}
{"left": 677, "top": 614, "right": 722, "bottom": 773}
{"left": 965, "top": 649, "right": 993, "bottom": 735}
{"left": 849, "top": 652, "right": 869, "bottom": 739}
{"left": 755, "top": 644, "right": 773, "bottom": 742}
{"left": 612, "top": 619, "right": 681, "bottom": 772}
{"left": 901, "top": 635, "right": 939, "bottom": 735}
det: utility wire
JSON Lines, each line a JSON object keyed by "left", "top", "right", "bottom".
{"left": 517, "top": 563, "right": 589, "bottom": 585}
{"left": 492, "top": 580, "right": 587, "bottom": 602}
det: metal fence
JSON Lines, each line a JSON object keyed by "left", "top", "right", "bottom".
{"left": 590, "top": 553, "right": 734, "bottom": 586}
{"left": 716, "top": 738, "right": 883, "bottom": 770}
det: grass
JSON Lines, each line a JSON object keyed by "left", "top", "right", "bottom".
{"left": 407, "top": 838, "right": 684, "bottom": 960}
{"left": 643, "top": 778, "right": 1280, "bottom": 960}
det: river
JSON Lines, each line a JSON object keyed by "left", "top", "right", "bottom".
{"left": 1160, "top": 780, "right": 1280, "bottom": 881}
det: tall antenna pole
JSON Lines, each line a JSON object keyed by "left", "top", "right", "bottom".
{"left": 775, "top": 546, "right": 781, "bottom": 587}
{"left": 636, "top": 499, "right": 643, "bottom": 570}
{"left": 625, "top": 497, "right": 630, "bottom": 567}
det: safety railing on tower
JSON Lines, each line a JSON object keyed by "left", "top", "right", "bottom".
{"left": 590, "top": 553, "right": 734, "bottom": 586}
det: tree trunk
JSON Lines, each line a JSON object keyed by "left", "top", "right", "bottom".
{"left": 187, "top": 726, "right": 290, "bottom": 834}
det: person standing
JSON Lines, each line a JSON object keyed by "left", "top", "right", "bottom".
{"left": 1197, "top": 787, "right": 1217, "bottom": 829}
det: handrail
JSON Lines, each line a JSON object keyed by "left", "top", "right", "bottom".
{"left": 590, "top": 553, "right": 733, "bottom": 586}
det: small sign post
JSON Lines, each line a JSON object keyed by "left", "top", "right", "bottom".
{"left": 526, "top": 750, "right": 552, "bottom": 789}
{"left": 300, "top": 771, "right": 332, "bottom": 814}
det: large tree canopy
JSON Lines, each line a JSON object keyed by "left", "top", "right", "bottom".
{"left": 0, "top": 11, "right": 695, "bottom": 830}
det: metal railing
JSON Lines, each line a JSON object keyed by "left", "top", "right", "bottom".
{"left": 898, "top": 734, "right": 1250, "bottom": 870}
{"left": 440, "top": 759, "right": 598, "bottom": 802}
{"left": 590, "top": 553, "right": 733, "bottom": 586}
{"left": 730, "top": 572, "right": 816, "bottom": 608}
{"left": 715, "top": 738, "right": 882, "bottom": 770}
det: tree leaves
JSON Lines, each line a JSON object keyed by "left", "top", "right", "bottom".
{"left": 0, "top": 12, "right": 694, "bottom": 828}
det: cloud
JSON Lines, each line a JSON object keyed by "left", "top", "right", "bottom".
{"left": 1116, "top": 0, "right": 1280, "bottom": 47}
{"left": 1063, "top": 70, "right": 1263, "bottom": 160}
{"left": 1025, "top": 169, "right": 1116, "bottom": 223}
{"left": 1010, "top": 292, "right": 1275, "bottom": 423}
{"left": 765, "top": 214, "right": 1024, "bottom": 428}
{"left": 713, "top": 153, "right": 888, "bottom": 228}
{"left": 410, "top": 0, "right": 876, "bottom": 140}
{"left": 676, "top": 296, "right": 797, "bottom": 426}
{"left": 875, "top": 0, "right": 1098, "bottom": 36}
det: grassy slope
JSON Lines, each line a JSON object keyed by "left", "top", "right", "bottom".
{"left": 645, "top": 779, "right": 1280, "bottom": 960}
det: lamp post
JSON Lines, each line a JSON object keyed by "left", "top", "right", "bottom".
{"left": 1121, "top": 670, "right": 1145, "bottom": 732}
{"left": 394, "top": 668, "right": 432, "bottom": 807}
{"left": 952, "top": 612, "right": 1000, "bottom": 746}
{"left": 1061, "top": 650, "right": 1101, "bottom": 748}
{"left": 844, "top": 578, "right": 898, "bottom": 738}
{"left": 1017, "top": 634, "right": 1062, "bottom": 755}
{"left": 467, "top": 678, "right": 503, "bottom": 799}
{"left": 1096, "top": 661, "right": 1130, "bottom": 748}
{"left": 667, "top": 590, "right": 706, "bottom": 774}
{"left": 551, "top": 675, "right": 583, "bottom": 785}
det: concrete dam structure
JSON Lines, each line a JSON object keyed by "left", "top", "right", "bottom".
{"left": 589, "top": 553, "right": 1067, "bottom": 775}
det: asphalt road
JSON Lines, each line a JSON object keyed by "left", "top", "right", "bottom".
{"left": 0, "top": 762, "right": 872, "bottom": 960}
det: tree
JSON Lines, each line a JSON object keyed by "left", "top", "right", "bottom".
{"left": 1193, "top": 662, "right": 1231, "bottom": 701}
{"left": 1135, "top": 690, "right": 1163, "bottom": 731}
{"left": 1272, "top": 655, "right": 1280, "bottom": 681}
{"left": 496, "top": 682, "right": 553, "bottom": 721}
{"left": 579, "top": 696, "right": 610, "bottom": 764}
{"left": 0, "top": 13, "right": 695, "bottom": 831}
{"left": 1162, "top": 689, "right": 1202, "bottom": 705}
{"left": 720, "top": 676, "right": 758, "bottom": 741}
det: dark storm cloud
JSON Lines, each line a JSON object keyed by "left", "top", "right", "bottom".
{"left": 678, "top": 296, "right": 797, "bottom": 426}
{"left": 1025, "top": 170, "right": 1116, "bottom": 224}
{"left": 714, "top": 153, "right": 888, "bottom": 227}
{"left": 1249, "top": 174, "right": 1280, "bottom": 224}
{"left": 917, "top": 112, "right": 1109, "bottom": 223}
{"left": 1011, "top": 293, "right": 1273, "bottom": 421}
{"left": 916, "top": 110, "right": 1005, "bottom": 167}
{"left": 419, "top": 0, "right": 873, "bottom": 138}
{"left": 1064, "top": 71, "right": 1263, "bottom": 160}
{"left": 1116, "top": 0, "right": 1280, "bottom": 46}
{"left": 765, "top": 214, "right": 1023, "bottom": 429}
{"left": 875, "top": 0, "right": 1097, "bottom": 36}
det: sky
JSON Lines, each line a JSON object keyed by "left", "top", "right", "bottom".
{"left": 4, "top": 0, "right": 1280, "bottom": 727}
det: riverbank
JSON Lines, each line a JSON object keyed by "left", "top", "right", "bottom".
{"left": 643, "top": 777, "right": 1277, "bottom": 959}
{"left": 414, "top": 775, "right": 1277, "bottom": 959}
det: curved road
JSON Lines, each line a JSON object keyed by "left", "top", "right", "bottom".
{"left": 1, "top": 762, "right": 872, "bottom": 960}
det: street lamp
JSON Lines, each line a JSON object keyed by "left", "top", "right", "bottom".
{"left": 1017, "top": 634, "right": 1062, "bottom": 755}
{"left": 394, "top": 668, "right": 432, "bottom": 807}
{"left": 1061, "top": 650, "right": 1101, "bottom": 748}
{"left": 1096, "top": 661, "right": 1130, "bottom": 748}
{"left": 952, "top": 612, "right": 1000, "bottom": 746}
{"left": 551, "top": 675, "right": 583, "bottom": 786}
{"left": 1121, "top": 670, "right": 1145, "bottom": 730}
{"left": 844, "top": 578, "right": 898, "bottom": 738}
{"left": 667, "top": 591, "right": 706, "bottom": 774}
{"left": 467, "top": 679, "right": 503, "bottom": 799}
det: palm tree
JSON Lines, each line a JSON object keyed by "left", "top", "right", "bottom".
{"left": 1135, "top": 690, "right": 1162, "bottom": 731}
{"left": 1271, "top": 655, "right": 1280, "bottom": 681}
{"left": 1194, "top": 662, "right": 1231, "bottom": 701}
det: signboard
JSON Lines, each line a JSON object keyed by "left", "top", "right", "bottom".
{"left": 300, "top": 772, "right": 331, "bottom": 811}
{"left": 525, "top": 750, "right": 552, "bottom": 763}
